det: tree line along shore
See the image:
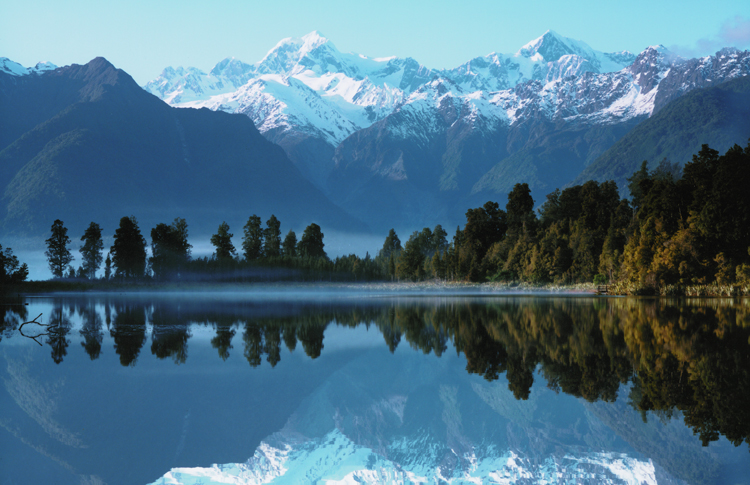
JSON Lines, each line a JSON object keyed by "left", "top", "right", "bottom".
{"left": 2, "top": 142, "right": 750, "bottom": 296}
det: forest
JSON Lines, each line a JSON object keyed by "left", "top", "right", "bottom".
{"left": 2, "top": 141, "right": 749, "bottom": 294}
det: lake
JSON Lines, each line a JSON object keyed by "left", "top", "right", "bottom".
{"left": 1, "top": 290, "right": 749, "bottom": 484}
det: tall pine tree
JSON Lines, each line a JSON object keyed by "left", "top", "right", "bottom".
{"left": 45, "top": 219, "right": 73, "bottom": 278}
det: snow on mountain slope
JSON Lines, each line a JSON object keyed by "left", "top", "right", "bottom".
{"left": 143, "top": 30, "right": 637, "bottom": 147}
{"left": 0, "top": 58, "right": 57, "bottom": 76}
{"left": 151, "top": 429, "right": 658, "bottom": 485}
{"left": 144, "top": 31, "right": 432, "bottom": 146}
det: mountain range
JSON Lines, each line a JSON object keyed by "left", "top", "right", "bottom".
{"left": 0, "top": 57, "right": 362, "bottom": 241}
{"left": 2, "top": 31, "right": 750, "bottom": 242}
{"left": 144, "top": 31, "right": 750, "bottom": 230}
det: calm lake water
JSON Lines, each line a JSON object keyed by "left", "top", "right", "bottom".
{"left": 1, "top": 291, "right": 748, "bottom": 484}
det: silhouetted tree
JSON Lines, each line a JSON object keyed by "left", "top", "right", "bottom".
{"left": 45, "top": 219, "right": 73, "bottom": 278}
{"left": 379, "top": 229, "right": 402, "bottom": 259}
{"left": 211, "top": 221, "right": 236, "bottom": 261}
{"left": 150, "top": 218, "right": 192, "bottom": 280}
{"left": 263, "top": 215, "right": 282, "bottom": 258}
{"left": 0, "top": 245, "right": 28, "bottom": 283}
{"left": 242, "top": 215, "right": 263, "bottom": 260}
{"left": 297, "top": 223, "right": 326, "bottom": 259}
{"left": 104, "top": 253, "right": 112, "bottom": 280}
{"left": 110, "top": 216, "right": 147, "bottom": 278}
{"left": 282, "top": 230, "right": 297, "bottom": 257}
{"left": 80, "top": 222, "right": 104, "bottom": 279}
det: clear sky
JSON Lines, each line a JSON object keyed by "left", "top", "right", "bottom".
{"left": 2, "top": 0, "right": 750, "bottom": 85}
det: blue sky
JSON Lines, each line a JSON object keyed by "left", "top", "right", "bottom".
{"left": 2, "top": 0, "right": 750, "bottom": 85}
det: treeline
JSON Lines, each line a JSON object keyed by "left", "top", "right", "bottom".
{"left": 380, "top": 141, "right": 750, "bottom": 293}
{"left": 38, "top": 215, "right": 383, "bottom": 283}
{"left": 5, "top": 141, "right": 749, "bottom": 290}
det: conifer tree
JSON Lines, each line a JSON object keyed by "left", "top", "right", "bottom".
{"left": 282, "top": 230, "right": 297, "bottom": 257}
{"left": 211, "top": 222, "right": 236, "bottom": 261}
{"left": 110, "top": 216, "right": 147, "bottom": 278}
{"left": 80, "top": 222, "right": 104, "bottom": 279}
{"left": 242, "top": 215, "right": 263, "bottom": 260}
{"left": 264, "top": 215, "right": 282, "bottom": 258}
{"left": 45, "top": 219, "right": 73, "bottom": 278}
{"left": 297, "top": 223, "right": 326, "bottom": 259}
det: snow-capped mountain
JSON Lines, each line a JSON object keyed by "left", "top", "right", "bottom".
{"left": 142, "top": 31, "right": 750, "bottom": 232}
{"left": 145, "top": 31, "right": 636, "bottom": 147}
{"left": 0, "top": 57, "right": 57, "bottom": 76}
{"left": 8, "top": 30, "right": 747, "bottom": 233}
{"left": 144, "top": 31, "right": 432, "bottom": 146}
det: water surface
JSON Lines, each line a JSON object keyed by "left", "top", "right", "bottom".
{"left": 1, "top": 292, "right": 748, "bottom": 484}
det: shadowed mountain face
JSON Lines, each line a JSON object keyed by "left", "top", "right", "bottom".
{"left": 0, "top": 57, "right": 365, "bottom": 240}
{"left": 142, "top": 33, "right": 750, "bottom": 231}
{"left": 573, "top": 75, "right": 750, "bottom": 190}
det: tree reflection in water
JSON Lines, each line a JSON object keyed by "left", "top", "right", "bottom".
{"left": 4, "top": 295, "right": 750, "bottom": 452}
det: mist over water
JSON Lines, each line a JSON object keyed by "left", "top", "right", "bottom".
{"left": 9, "top": 229, "right": 388, "bottom": 281}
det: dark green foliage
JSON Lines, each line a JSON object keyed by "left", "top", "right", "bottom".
{"left": 282, "top": 230, "right": 297, "bottom": 257}
{"left": 79, "top": 222, "right": 103, "bottom": 279}
{"left": 619, "top": 142, "right": 750, "bottom": 287}
{"left": 110, "top": 216, "right": 147, "bottom": 278}
{"left": 379, "top": 229, "right": 402, "bottom": 259}
{"left": 297, "top": 223, "right": 326, "bottom": 259}
{"left": 211, "top": 222, "right": 236, "bottom": 261}
{"left": 396, "top": 232, "right": 427, "bottom": 281}
{"left": 263, "top": 215, "right": 282, "bottom": 258}
{"left": 45, "top": 219, "right": 73, "bottom": 278}
{"left": 242, "top": 215, "right": 263, "bottom": 261}
{"left": 505, "top": 183, "right": 535, "bottom": 232}
{"left": 463, "top": 201, "right": 507, "bottom": 260}
{"left": 0, "top": 244, "right": 28, "bottom": 283}
{"left": 150, "top": 218, "right": 192, "bottom": 280}
{"left": 576, "top": 75, "right": 750, "bottom": 192}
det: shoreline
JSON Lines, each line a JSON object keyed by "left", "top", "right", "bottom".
{"left": 4, "top": 279, "right": 749, "bottom": 298}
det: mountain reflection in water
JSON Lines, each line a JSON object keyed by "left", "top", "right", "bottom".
{"left": 1, "top": 294, "right": 748, "bottom": 484}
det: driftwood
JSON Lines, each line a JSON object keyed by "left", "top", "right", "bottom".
{"left": 18, "top": 313, "right": 61, "bottom": 346}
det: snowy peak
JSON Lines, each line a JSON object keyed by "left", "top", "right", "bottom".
{"left": 1, "top": 58, "right": 58, "bottom": 76}
{"left": 256, "top": 30, "right": 336, "bottom": 75}
{"left": 209, "top": 57, "right": 253, "bottom": 81}
{"left": 517, "top": 30, "right": 592, "bottom": 62}
{"left": 515, "top": 30, "right": 636, "bottom": 75}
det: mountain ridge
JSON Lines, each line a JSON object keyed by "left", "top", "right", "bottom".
{"left": 0, "top": 57, "right": 366, "bottom": 241}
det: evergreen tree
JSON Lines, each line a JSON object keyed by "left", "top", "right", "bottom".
{"left": 263, "top": 215, "right": 282, "bottom": 258}
{"left": 79, "top": 222, "right": 104, "bottom": 279}
{"left": 211, "top": 222, "right": 236, "bottom": 261}
{"left": 104, "top": 253, "right": 112, "bottom": 280}
{"left": 0, "top": 245, "right": 28, "bottom": 283}
{"left": 282, "top": 230, "right": 297, "bottom": 257}
{"left": 150, "top": 218, "right": 192, "bottom": 280}
{"left": 297, "top": 223, "right": 326, "bottom": 259}
{"left": 379, "top": 229, "right": 402, "bottom": 259}
{"left": 506, "top": 183, "right": 536, "bottom": 233}
{"left": 432, "top": 225, "right": 448, "bottom": 253}
{"left": 242, "top": 215, "right": 263, "bottom": 260}
{"left": 110, "top": 216, "right": 147, "bottom": 278}
{"left": 45, "top": 219, "right": 73, "bottom": 278}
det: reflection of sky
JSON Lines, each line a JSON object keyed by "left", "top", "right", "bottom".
{"left": 3, "top": 295, "right": 749, "bottom": 485}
